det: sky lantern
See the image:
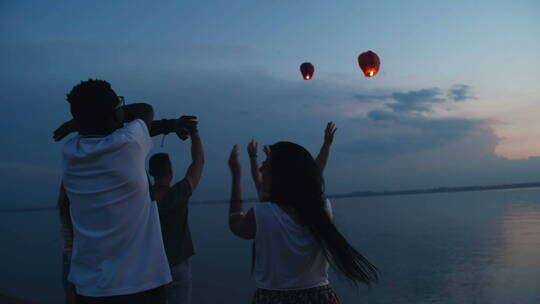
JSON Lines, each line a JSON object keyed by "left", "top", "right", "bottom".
{"left": 300, "top": 62, "right": 315, "bottom": 80}
{"left": 358, "top": 50, "right": 380, "bottom": 78}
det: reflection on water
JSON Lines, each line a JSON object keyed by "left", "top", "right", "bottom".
{"left": 1, "top": 189, "right": 539, "bottom": 304}
{"left": 501, "top": 203, "right": 540, "bottom": 268}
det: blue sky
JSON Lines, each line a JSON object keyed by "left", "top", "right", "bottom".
{"left": 1, "top": 0, "right": 539, "bottom": 205}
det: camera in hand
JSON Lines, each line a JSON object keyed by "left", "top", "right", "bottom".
{"left": 176, "top": 116, "right": 198, "bottom": 140}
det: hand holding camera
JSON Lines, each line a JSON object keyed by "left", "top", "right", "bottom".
{"left": 175, "top": 115, "right": 198, "bottom": 140}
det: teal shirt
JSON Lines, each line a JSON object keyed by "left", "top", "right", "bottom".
{"left": 156, "top": 178, "right": 194, "bottom": 267}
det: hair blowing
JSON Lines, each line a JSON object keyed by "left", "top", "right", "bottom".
{"left": 268, "top": 141, "right": 379, "bottom": 286}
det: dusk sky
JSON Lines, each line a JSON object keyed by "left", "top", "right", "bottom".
{"left": 1, "top": 0, "right": 539, "bottom": 205}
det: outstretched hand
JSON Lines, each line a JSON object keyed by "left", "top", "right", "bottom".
{"left": 323, "top": 121, "right": 337, "bottom": 146}
{"left": 228, "top": 144, "right": 241, "bottom": 177}
{"left": 263, "top": 145, "right": 271, "bottom": 158}
{"left": 53, "top": 120, "right": 77, "bottom": 142}
{"left": 247, "top": 140, "right": 258, "bottom": 158}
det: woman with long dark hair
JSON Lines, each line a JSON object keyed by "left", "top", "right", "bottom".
{"left": 228, "top": 135, "right": 378, "bottom": 303}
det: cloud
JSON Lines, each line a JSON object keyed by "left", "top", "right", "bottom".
{"left": 389, "top": 88, "right": 446, "bottom": 113}
{"left": 366, "top": 85, "right": 476, "bottom": 114}
{"left": 346, "top": 112, "right": 483, "bottom": 157}
{"left": 447, "top": 84, "right": 475, "bottom": 101}
{"left": 357, "top": 85, "right": 484, "bottom": 157}
{"left": 352, "top": 93, "right": 390, "bottom": 103}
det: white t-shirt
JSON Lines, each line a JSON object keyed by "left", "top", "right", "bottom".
{"left": 62, "top": 119, "right": 171, "bottom": 297}
{"left": 253, "top": 200, "right": 332, "bottom": 290}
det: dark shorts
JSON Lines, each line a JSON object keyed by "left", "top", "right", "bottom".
{"left": 252, "top": 284, "right": 340, "bottom": 304}
{"left": 75, "top": 286, "right": 166, "bottom": 304}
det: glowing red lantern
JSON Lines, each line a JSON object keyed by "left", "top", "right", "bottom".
{"left": 300, "top": 62, "right": 315, "bottom": 80}
{"left": 358, "top": 51, "right": 380, "bottom": 78}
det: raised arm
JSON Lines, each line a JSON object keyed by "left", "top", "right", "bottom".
{"left": 247, "top": 140, "right": 263, "bottom": 197}
{"left": 58, "top": 183, "right": 71, "bottom": 225}
{"left": 150, "top": 116, "right": 197, "bottom": 138}
{"left": 228, "top": 145, "right": 255, "bottom": 240}
{"left": 53, "top": 105, "right": 197, "bottom": 141}
{"left": 314, "top": 122, "right": 337, "bottom": 173}
{"left": 183, "top": 124, "right": 204, "bottom": 191}
{"left": 122, "top": 103, "right": 154, "bottom": 130}
{"left": 58, "top": 183, "right": 73, "bottom": 246}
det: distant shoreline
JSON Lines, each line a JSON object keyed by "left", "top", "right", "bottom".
{"left": 328, "top": 182, "right": 540, "bottom": 199}
{"left": 184, "top": 181, "right": 540, "bottom": 204}
{"left": 2, "top": 182, "right": 540, "bottom": 211}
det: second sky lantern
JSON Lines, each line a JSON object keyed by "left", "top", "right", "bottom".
{"left": 358, "top": 50, "right": 380, "bottom": 78}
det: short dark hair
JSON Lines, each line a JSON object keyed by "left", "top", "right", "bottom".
{"left": 67, "top": 79, "right": 120, "bottom": 121}
{"left": 149, "top": 153, "right": 172, "bottom": 180}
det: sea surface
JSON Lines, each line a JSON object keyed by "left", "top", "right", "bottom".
{"left": 1, "top": 188, "right": 539, "bottom": 303}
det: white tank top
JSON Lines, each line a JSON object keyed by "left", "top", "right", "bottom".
{"left": 253, "top": 200, "right": 332, "bottom": 290}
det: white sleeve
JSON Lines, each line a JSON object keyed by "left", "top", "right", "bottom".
{"left": 122, "top": 119, "right": 153, "bottom": 155}
{"left": 325, "top": 199, "right": 333, "bottom": 220}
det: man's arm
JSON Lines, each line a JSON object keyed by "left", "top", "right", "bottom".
{"left": 314, "top": 122, "right": 337, "bottom": 173}
{"left": 121, "top": 103, "right": 154, "bottom": 131}
{"left": 184, "top": 128, "right": 204, "bottom": 191}
{"left": 150, "top": 116, "right": 198, "bottom": 138}
{"left": 53, "top": 120, "right": 78, "bottom": 142}
{"left": 124, "top": 103, "right": 196, "bottom": 139}
{"left": 53, "top": 101, "right": 196, "bottom": 140}
{"left": 57, "top": 182, "right": 73, "bottom": 248}
{"left": 53, "top": 103, "right": 155, "bottom": 141}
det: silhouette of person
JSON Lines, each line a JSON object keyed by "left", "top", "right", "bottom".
{"left": 54, "top": 79, "right": 196, "bottom": 303}
{"left": 227, "top": 124, "right": 379, "bottom": 304}
{"left": 149, "top": 120, "right": 203, "bottom": 304}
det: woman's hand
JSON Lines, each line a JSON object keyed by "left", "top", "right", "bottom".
{"left": 263, "top": 145, "right": 271, "bottom": 158}
{"left": 323, "top": 121, "right": 337, "bottom": 146}
{"left": 228, "top": 144, "right": 241, "bottom": 177}
{"left": 247, "top": 140, "right": 258, "bottom": 158}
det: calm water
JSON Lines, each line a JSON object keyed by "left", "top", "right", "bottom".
{"left": 1, "top": 189, "right": 539, "bottom": 303}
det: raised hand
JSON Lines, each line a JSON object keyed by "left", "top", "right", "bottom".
{"left": 175, "top": 115, "right": 198, "bottom": 140}
{"left": 323, "top": 121, "right": 337, "bottom": 146}
{"left": 228, "top": 144, "right": 241, "bottom": 177}
{"left": 263, "top": 145, "right": 271, "bottom": 158}
{"left": 247, "top": 140, "right": 258, "bottom": 158}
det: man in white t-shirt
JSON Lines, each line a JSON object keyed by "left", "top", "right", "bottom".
{"left": 53, "top": 79, "right": 196, "bottom": 304}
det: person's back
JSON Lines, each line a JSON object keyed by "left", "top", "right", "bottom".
{"left": 62, "top": 119, "right": 170, "bottom": 296}
{"left": 253, "top": 201, "right": 332, "bottom": 290}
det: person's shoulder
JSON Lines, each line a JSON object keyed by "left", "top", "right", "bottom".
{"left": 112, "top": 119, "right": 152, "bottom": 151}
{"left": 117, "top": 119, "right": 150, "bottom": 137}
{"left": 62, "top": 134, "right": 78, "bottom": 148}
{"left": 61, "top": 135, "right": 82, "bottom": 157}
{"left": 171, "top": 178, "right": 192, "bottom": 199}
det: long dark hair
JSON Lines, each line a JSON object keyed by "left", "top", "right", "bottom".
{"left": 268, "top": 141, "right": 379, "bottom": 286}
